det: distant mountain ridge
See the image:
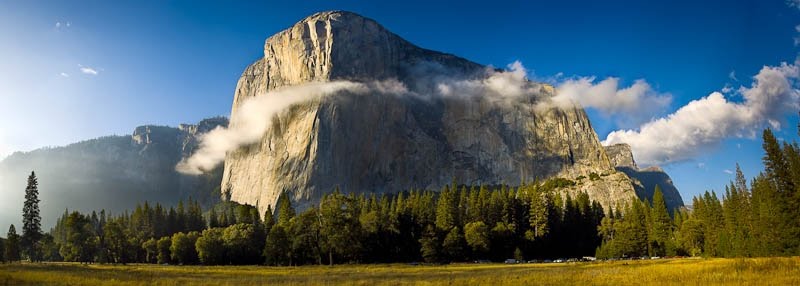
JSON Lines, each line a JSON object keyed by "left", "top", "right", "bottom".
{"left": 604, "top": 143, "right": 684, "bottom": 212}
{"left": 0, "top": 117, "right": 227, "bottom": 229}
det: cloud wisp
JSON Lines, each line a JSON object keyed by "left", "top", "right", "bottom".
{"left": 176, "top": 63, "right": 544, "bottom": 175}
{"left": 79, "top": 66, "right": 98, "bottom": 75}
{"left": 176, "top": 81, "right": 368, "bottom": 175}
{"left": 603, "top": 62, "right": 800, "bottom": 166}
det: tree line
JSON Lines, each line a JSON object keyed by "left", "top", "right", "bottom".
{"left": 0, "top": 179, "right": 606, "bottom": 265}
{"left": 597, "top": 125, "right": 800, "bottom": 259}
{"left": 2, "top": 120, "right": 797, "bottom": 265}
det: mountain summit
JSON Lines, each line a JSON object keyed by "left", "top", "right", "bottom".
{"left": 221, "top": 11, "right": 681, "bottom": 213}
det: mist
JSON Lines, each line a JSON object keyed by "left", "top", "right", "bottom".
{"left": 176, "top": 81, "right": 369, "bottom": 175}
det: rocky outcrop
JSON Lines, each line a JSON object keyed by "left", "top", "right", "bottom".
{"left": 222, "top": 11, "right": 641, "bottom": 213}
{"left": 605, "top": 143, "right": 637, "bottom": 169}
{"left": 604, "top": 143, "right": 684, "bottom": 212}
{"left": 0, "top": 117, "right": 227, "bottom": 228}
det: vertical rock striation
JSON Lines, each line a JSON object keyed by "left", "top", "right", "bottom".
{"left": 222, "top": 11, "right": 642, "bottom": 213}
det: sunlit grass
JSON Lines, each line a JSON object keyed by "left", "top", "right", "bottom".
{"left": 1, "top": 257, "right": 799, "bottom": 285}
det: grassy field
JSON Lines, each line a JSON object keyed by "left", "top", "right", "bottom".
{"left": 1, "top": 257, "right": 799, "bottom": 285}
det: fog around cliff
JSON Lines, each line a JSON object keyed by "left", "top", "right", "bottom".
{"left": 176, "top": 58, "right": 797, "bottom": 175}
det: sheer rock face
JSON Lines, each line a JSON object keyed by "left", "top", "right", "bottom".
{"left": 604, "top": 143, "right": 684, "bottom": 212}
{"left": 605, "top": 143, "right": 638, "bottom": 169}
{"left": 222, "top": 11, "right": 639, "bottom": 213}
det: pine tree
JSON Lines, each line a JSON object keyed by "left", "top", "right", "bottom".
{"left": 263, "top": 206, "right": 275, "bottom": 234}
{"left": 763, "top": 129, "right": 795, "bottom": 193}
{"left": 649, "top": 186, "right": 671, "bottom": 256}
{"left": 5, "top": 225, "right": 21, "bottom": 262}
{"left": 208, "top": 207, "right": 220, "bottom": 229}
{"left": 21, "top": 171, "right": 42, "bottom": 262}
{"left": 528, "top": 191, "right": 550, "bottom": 239}
{"left": 435, "top": 185, "right": 458, "bottom": 232}
{"left": 277, "top": 193, "right": 295, "bottom": 227}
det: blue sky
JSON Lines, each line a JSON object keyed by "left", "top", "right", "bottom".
{"left": 1, "top": 0, "right": 799, "bottom": 203}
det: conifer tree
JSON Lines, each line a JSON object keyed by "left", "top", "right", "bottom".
{"left": 277, "top": 193, "right": 295, "bottom": 227}
{"left": 528, "top": 191, "right": 550, "bottom": 239}
{"left": 649, "top": 186, "right": 671, "bottom": 256}
{"left": 208, "top": 207, "right": 220, "bottom": 229}
{"left": 435, "top": 185, "right": 457, "bottom": 232}
{"left": 21, "top": 171, "right": 42, "bottom": 261}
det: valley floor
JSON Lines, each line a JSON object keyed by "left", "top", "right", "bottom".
{"left": 1, "top": 257, "right": 799, "bottom": 285}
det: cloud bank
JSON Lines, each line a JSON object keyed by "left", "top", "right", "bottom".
{"left": 178, "top": 59, "right": 798, "bottom": 174}
{"left": 551, "top": 77, "right": 672, "bottom": 127}
{"left": 603, "top": 62, "right": 800, "bottom": 166}
{"left": 435, "top": 61, "right": 543, "bottom": 101}
{"left": 176, "top": 81, "right": 368, "bottom": 175}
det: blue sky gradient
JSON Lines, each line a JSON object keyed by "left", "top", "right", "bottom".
{"left": 1, "top": 0, "right": 799, "bottom": 203}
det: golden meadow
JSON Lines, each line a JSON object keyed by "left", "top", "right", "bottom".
{"left": 1, "top": 257, "right": 799, "bottom": 285}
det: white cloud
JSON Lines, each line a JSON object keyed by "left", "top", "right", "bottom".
{"left": 79, "top": 65, "right": 98, "bottom": 75}
{"left": 436, "top": 61, "right": 543, "bottom": 101}
{"left": 603, "top": 62, "right": 800, "bottom": 166}
{"left": 723, "top": 169, "right": 734, "bottom": 174}
{"left": 549, "top": 77, "right": 672, "bottom": 127}
{"left": 729, "top": 70, "right": 738, "bottom": 81}
{"left": 177, "top": 81, "right": 370, "bottom": 175}
{"left": 59, "top": 72, "right": 69, "bottom": 77}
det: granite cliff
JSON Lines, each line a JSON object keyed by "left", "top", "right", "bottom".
{"left": 221, "top": 11, "right": 646, "bottom": 213}
{"left": 604, "top": 143, "right": 684, "bottom": 212}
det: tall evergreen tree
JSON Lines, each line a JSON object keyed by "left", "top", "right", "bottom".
{"left": 435, "top": 185, "right": 457, "bottom": 232}
{"left": 649, "top": 186, "right": 672, "bottom": 256}
{"left": 208, "top": 207, "right": 220, "bottom": 229}
{"left": 21, "top": 171, "right": 43, "bottom": 261}
{"left": 528, "top": 191, "right": 550, "bottom": 240}
{"left": 277, "top": 193, "right": 295, "bottom": 227}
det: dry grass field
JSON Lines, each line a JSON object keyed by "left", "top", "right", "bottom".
{"left": 1, "top": 257, "right": 799, "bottom": 285}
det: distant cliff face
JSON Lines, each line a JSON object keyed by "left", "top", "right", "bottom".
{"left": 222, "top": 11, "right": 640, "bottom": 212}
{"left": 604, "top": 143, "right": 684, "bottom": 212}
{"left": 0, "top": 117, "right": 227, "bottom": 229}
